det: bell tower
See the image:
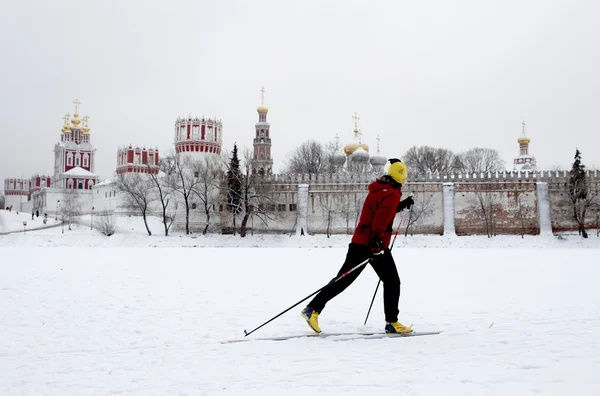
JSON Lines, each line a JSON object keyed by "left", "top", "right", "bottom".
{"left": 53, "top": 98, "right": 98, "bottom": 189}
{"left": 513, "top": 120, "right": 537, "bottom": 171}
{"left": 252, "top": 87, "right": 273, "bottom": 176}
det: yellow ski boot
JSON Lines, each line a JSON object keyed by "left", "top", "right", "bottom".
{"left": 385, "top": 321, "right": 413, "bottom": 334}
{"left": 301, "top": 307, "right": 321, "bottom": 333}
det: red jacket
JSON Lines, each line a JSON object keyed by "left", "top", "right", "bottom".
{"left": 351, "top": 178, "right": 402, "bottom": 248}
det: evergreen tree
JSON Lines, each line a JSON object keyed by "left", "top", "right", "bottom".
{"left": 569, "top": 149, "right": 593, "bottom": 238}
{"left": 227, "top": 143, "right": 243, "bottom": 216}
{"left": 569, "top": 149, "right": 587, "bottom": 200}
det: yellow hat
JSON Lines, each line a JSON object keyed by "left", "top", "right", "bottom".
{"left": 387, "top": 159, "right": 407, "bottom": 185}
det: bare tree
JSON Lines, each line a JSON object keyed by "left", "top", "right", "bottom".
{"left": 147, "top": 158, "right": 177, "bottom": 236}
{"left": 96, "top": 213, "right": 116, "bottom": 236}
{"left": 193, "top": 156, "right": 223, "bottom": 234}
{"left": 403, "top": 146, "right": 462, "bottom": 176}
{"left": 324, "top": 139, "right": 343, "bottom": 175}
{"left": 458, "top": 148, "right": 505, "bottom": 174}
{"left": 170, "top": 153, "right": 203, "bottom": 235}
{"left": 466, "top": 187, "right": 501, "bottom": 238}
{"left": 318, "top": 193, "right": 338, "bottom": 238}
{"left": 404, "top": 193, "right": 435, "bottom": 236}
{"left": 338, "top": 193, "right": 357, "bottom": 235}
{"left": 61, "top": 190, "right": 82, "bottom": 230}
{"left": 116, "top": 172, "right": 154, "bottom": 236}
{"left": 285, "top": 140, "right": 327, "bottom": 178}
{"left": 510, "top": 191, "right": 533, "bottom": 238}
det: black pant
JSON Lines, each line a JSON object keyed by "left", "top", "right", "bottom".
{"left": 308, "top": 243, "right": 401, "bottom": 323}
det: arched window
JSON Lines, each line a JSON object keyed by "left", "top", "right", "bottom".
{"left": 67, "top": 153, "right": 73, "bottom": 166}
{"left": 75, "top": 153, "right": 81, "bottom": 167}
{"left": 83, "top": 154, "right": 89, "bottom": 168}
{"left": 67, "top": 179, "right": 74, "bottom": 189}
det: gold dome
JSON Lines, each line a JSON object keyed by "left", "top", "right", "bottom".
{"left": 257, "top": 105, "right": 269, "bottom": 113}
{"left": 343, "top": 129, "right": 367, "bottom": 155}
{"left": 518, "top": 136, "right": 530, "bottom": 145}
{"left": 344, "top": 141, "right": 359, "bottom": 155}
{"left": 71, "top": 113, "right": 81, "bottom": 127}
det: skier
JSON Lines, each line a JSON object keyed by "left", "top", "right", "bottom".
{"left": 301, "top": 158, "right": 415, "bottom": 334}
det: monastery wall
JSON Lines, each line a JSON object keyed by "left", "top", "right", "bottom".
{"left": 217, "top": 170, "right": 600, "bottom": 236}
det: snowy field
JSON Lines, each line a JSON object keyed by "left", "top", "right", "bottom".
{"left": 1, "top": 215, "right": 600, "bottom": 395}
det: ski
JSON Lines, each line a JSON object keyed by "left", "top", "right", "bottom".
{"left": 221, "top": 330, "right": 441, "bottom": 344}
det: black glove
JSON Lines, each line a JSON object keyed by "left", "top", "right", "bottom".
{"left": 369, "top": 235, "right": 384, "bottom": 256}
{"left": 397, "top": 196, "right": 415, "bottom": 211}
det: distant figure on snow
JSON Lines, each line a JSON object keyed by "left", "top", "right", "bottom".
{"left": 301, "top": 158, "right": 415, "bottom": 335}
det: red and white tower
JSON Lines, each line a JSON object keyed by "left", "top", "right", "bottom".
{"left": 117, "top": 145, "right": 160, "bottom": 174}
{"left": 252, "top": 87, "right": 273, "bottom": 175}
{"left": 174, "top": 116, "right": 222, "bottom": 160}
{"left": 29, "top": 174, "right": 52, "bottom": 194}
{"left": 53, "top": 99, "right": 99, "bottom": 189}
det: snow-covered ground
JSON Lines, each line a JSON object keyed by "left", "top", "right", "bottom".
{"left": 0, "top": 210, "right": 60, "bottom": 234}
{"left": 1, "top": 213, "right": 599, "bottom": 249}
{"left": 1, "top": 216, "right": 600, "bottom": 395}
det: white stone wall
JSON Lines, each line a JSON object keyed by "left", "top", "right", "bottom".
{"left": 92, "top": 181, "right": 124, "bottom": 215}
{"left": 5, "top": 195, "right": 27, "bottom": 212}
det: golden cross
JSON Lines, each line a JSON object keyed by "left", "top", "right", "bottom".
{"left": 83, "top": 115, "right": 90, "bottom": 127}
{"left": 73, "top": 98, "right": 81, "bottom": 114}
{"left": 376, "top": 135, "right": 381, "bottom": 152}
{"left": 260, "top": 86, "right": 265, "bottom": 105}
{"left": 352, "top": 112, "right": 360, "bottom": 131}
{"left": 63, "top": 113, "right": 71, "bottom": 125}
{"left": 522, "top": 120, "right": 526, "bottom": 134}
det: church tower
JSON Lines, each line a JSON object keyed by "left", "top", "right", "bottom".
{"left": 513, "top": 120, "right": 537, "bottom": 171}
{"left": 53, "top": 99, "right": 98, "bottom": 189}
{"left": 252, "top": 87, "right": 273, "bottom": 176}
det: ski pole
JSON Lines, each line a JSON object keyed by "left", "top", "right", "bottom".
{"left": 363, "top": 194, "right": 412, "bottom": 325}
{"left": 244, "top": 257, "right": 372, "bottom": 337}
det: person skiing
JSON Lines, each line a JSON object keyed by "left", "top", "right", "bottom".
{"left": 301, "top": 158, "right": 415, "bottom": 334}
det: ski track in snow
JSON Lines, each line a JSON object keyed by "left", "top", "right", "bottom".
{"left": 1, "top": 247, "right": 599, "bottom": 395}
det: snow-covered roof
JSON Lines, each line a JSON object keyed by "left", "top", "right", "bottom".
{"left": 57, "top": 141, "right": 79, "bottom": 149}
{"left": 63, "top": 167, "right": 97, "bottom": 177}
{"left": 95, "top": 179, "right": 114, "bottom": 186}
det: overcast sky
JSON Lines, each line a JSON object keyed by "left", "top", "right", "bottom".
{"left": 1, "top": 0, "right": 599, "bottom": 191}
